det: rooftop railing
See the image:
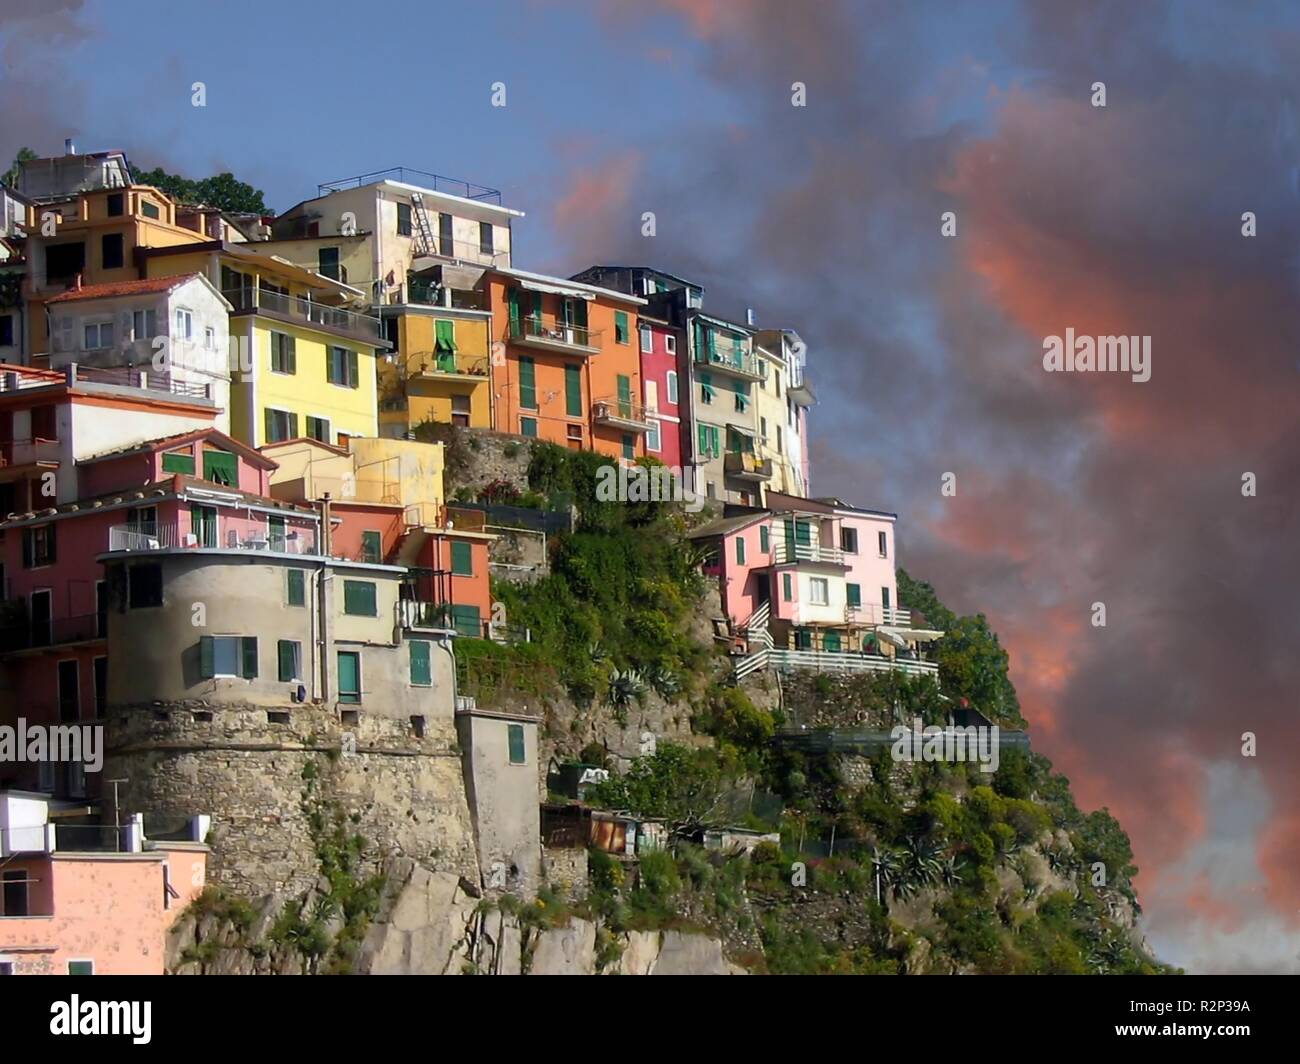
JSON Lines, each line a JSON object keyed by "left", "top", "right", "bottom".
{"left": 107, "top": 521, "right": 318, "bottom": 555}
{"left": 318, "top": 168, "right": 503, "bottom": 204}
{"left": 223, "top": 287, "right": 384, "bottom": 342}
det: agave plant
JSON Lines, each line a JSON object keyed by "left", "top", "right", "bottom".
{"left": 647, "top": 664, "right": 682, "bottom": 701}
{"left": 939, "top": 854, "right": 966, "bottom": 888}
{"left": 588, "top": 641, "right": 609, "bottom": 665}
{"left": 605, "top": 667, "right": 647, "bottom": 710}
{"left": 900, "top": 835, "right": 944, "bottom": 889}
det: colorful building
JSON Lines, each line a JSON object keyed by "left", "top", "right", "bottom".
{"left": 752, "top": 328, "right": 815, "bottom": 496}
{"left": 637, "top": 310, "right": 683, "bottom": 468}
{"left": 484, "top": 268, "right": 649, "bottom": 459}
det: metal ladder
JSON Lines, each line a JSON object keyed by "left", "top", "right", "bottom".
{"left": 409, "top": 192, "right": 437, "bottom": 256}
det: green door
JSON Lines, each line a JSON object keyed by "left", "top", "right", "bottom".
{"left": 192, "top": 504, "right": 218, "bottom": 548}
{"left": 617, "top": 374, "right": 631, "bottom": 418}
{"left": 338, "top": 651, "right": 361, "bottom": 703}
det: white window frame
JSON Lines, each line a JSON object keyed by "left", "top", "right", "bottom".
{"left": 204, "top": 326, "right": 216, "bottom": 350}
{"left": 809, "top": 577, "right": 829, "bottom": 606}
{"left": 665, "top": 335, "right": 677, "bottom": 356}
{"left": 666, "top": 370, "right": 678, "bottom": 404}
{"left": 639, "top": 324, "right": 652, "bottom": 352}
{"left": 878, "top": 531, "right": 888, "bottom": 558}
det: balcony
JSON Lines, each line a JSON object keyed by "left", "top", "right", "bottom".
{"left": 397, "top": 599, "right": 483, "bottom": 638}
{"left": 508, "top": 315, "right": 601, "bottom": 355}
{"left": 845, "top": 604, "right": 916, "bottom": 627}
{"left": 107, "top": 522, "right": 318, "bottom": 555}
{"left": 223, "top": 287, "right": 385, "bottom": 345}
{"left": 734, "top": 647, "right": 939, "bottom": 682}
{"left": 694, "top": 339, "right": 765, "bottom": 381}
{"left": 408, "top": 234, "right": 509, "bottom": 270}
{"left": 724, "top": 450, "right": 774, "bottom": 481}
{"left": 407, "top": 351, "right": 490, "bottom": 382}
{"left": 591, "top": 396, "right": 652, "bottom": 433}
{"left": 0, "top": 436, "right": 60, "bottom": 470}
{"left": 0, "top": 611, "right": 103, "bottom": 654}
{"left": 771, "top": 541, "right": 845, "bottom": 565}
{"left": 405, "top": 279, "right": 489, "bottom": 310}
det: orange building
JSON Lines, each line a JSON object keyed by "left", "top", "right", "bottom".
{"left": 484, "top": 268, "right": 650, "bottom": 460}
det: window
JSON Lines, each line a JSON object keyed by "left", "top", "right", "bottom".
{"left": 696, "top": 424, "right": 721, "bottom": 459}
{"left": 45, "top": 241, "right": 86, "bottom": 285}
{"left": 2, "top": 871, "right": 29, "bottom": 916}
{"left": 200, "top": 635, "right": 257, "bottom": 679}
{"left": 83, "top": 321, "right": 114, "bottom": 349}
{"left": 203, "top": 326, "right": 215, "bottom": 350}
{"left": 878, "top": 531, "right": 888, "bottom": 557}
{"left": 639, "top": 324, "right": 652, "bottom": 352}
{"left": 665, "top": 334, "right": 677, "bottom": 356}
{"left": 520, "top": 416, "right": 537, "bottom": 438}
{"left": 361, "top": 531, "right": 382, "bottom": 564}
{"left": 646, "top": 418, "right": 661, "bottom": 452}
{"left": 794, "top": 629, "right": 813, "bottom": 650}
{"left": 621, "top": 434, "right": 634, "bottom": 460}
{"left": 107, "top": 192, "right": 124, "bottom": 217}
{"left": 101, "top": 233, "right": 124, "bottom": 269}
{"left": 202, "top": 449, "right": 237, "bottom": 486}
{"left": 174, "top": 308, "right": 193, "bottom": 340}
{"left": 450, "top": 394, "right": 470, "bottom": 428}
{"left": 847, "top": 583, "right": 862, "bottom": 608}
{"left": 67, "top": 960, "right": 94, "bottom": 976}
{"left": 479, "top": 221, "right": 494, "bottom": 256}
{"left": 128, "top": 564, "right": 163, "bottom": 608}
{"left": 451, "top": 541, "right": 473, "bottom": 576}
{"left": 434, "top": 319, "right": 456, "bottom": 356}
{"left": 776, "top": 425, "right": 783, "bottom": 454}
{"left": 328, "top": 346, "right": 359, "bottom": 388}
{"left": 666, "top": 370, "right": 678, "bottom": 404}
{"left": 699, "top": 371, "right": 714, "bottom": 404}
{"left": 396, "top": 203, "right": 412, "bottom": 236}
{"left": 734, "top": 383, "right": 748, "bottom": 413}
{"left": 338, "top": 650, "right": 361, "bottom": 703}
{"left": 306, "top": 416, "right": 330, "bottom": 443}
{"left": 518, "top": 356, "right": 536, "bottom": 409}
{"left": 58, "top": 659, "right": 79, "bottom": 723}
{"left": 0, "top": 313, "right": 12, "bottom": 346}
{"left": 141, "top": 200, "right": 160, "bottom": 220}
{"left": 841, "top": 528, "right": 858, "bottom": 554}
{"left": 735, "top": 537, "right": 745, "bottom": 565}
{"left": 277, "top": 640, "right": 301, "bottom": 682}
{"left": 810, "top": 578, "right": 829, "bottom": 606}
{"left": 409, "top": 639, "right": 432, "bottom": 686}
{"left": 760, "top": 525, "right": 770, "bottom": 552}
{"left": 566, "top": 424, "right": 583, "bottom": 445}
{"left": 564, "top": 363, "right": 582, "bottom": 417}
{"left": 287, "top": 568, "right": 306, "bottom": 607}
{"left": 438, "top": 213, "right": 454, "bottom": 255}
{"left": 191, "top": 503, "right": 218, "bottom": 548}
{"left": 507, "top": 723, "right": 526, "bottom": 765}
{"left": 343, "top": 580, "right": 377, "bottom": 616}
{"left": 0, "top": 961, "right": 13, "bottom": 975}
{"left": 267, "top": 515, "right": 285, "bottom": 551}
{"left": 318, "top": 246, "right": 340, "bottom": 281}
{"left": 270, "top": 331, "right": 296, "bottom": 373}
{"left": 614, "top": 310, "right": 629, "bottom": 344}
{"left": 782, "top": 573, "right": 793, "bottom": 602}
{"left": 264, "top": 408, "right": 297, "bottom": 444}
{"left": 22, "top": 524, "right": 56, "bottom": 568}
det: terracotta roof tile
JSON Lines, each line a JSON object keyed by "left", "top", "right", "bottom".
{"left": 44, "top": 274, "right": 200, "bottom": 304}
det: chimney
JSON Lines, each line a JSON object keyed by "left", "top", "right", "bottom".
{"left": 746, "top": 307, "right": 756, "bottom": 327}
{"left": 65, "top": 138, "right": 77, "bottom": 156}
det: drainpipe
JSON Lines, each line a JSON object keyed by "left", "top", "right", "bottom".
{"left": 317, "top": 493, "right": 333, "bottom": 701}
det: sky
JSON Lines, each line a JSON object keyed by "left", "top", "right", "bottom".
{"left": 3, "top": 0, "right": 1298, "bottom": 974}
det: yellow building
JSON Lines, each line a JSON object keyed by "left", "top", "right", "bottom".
{"left": 141, "top": 243, "right": 389, "bottom": 448}
{"left": 752, "top": 329, "right": 815, "bottom": 498}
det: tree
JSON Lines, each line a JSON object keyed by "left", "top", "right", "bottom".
{"left": 2, "top": 147, "right": 37, "bottom": 188}
{"left": 583, "top": 743, "right": 730, "bottom": 833}
{"left": 132, "top": 165, "right": 269, "bottom": 214}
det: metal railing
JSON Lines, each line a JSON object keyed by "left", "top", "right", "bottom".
{"left": 591, "top": 396, "right": 650, "bottom": 426}
{"left": 222, "top": 287, "right": 384, "bottom": 342}
{"left": 408, "top": 235, "right": 509, "bottom": 268}
{"left": 508, "top": 315, "right": 601, "bottom": 349}
{"left": 845, "top": 603, "right": 915, "bottom": 627}
{"left": 0, "top": 611, "right": 102, "bottom": 653}
{"left": 408, "top": 351, "right": 490, "bottom": 378}
{"left": 724, "top": 450, "right": 774, "bottom": 478}
{"left": 695, "top": 340, "right": 765, "bottom": 378}
{"left": 405, "top": 279, "right": 490, "bottom": 309}
{"left": 107, "top": 522, "right": 318, "bottom": 555}
{"left": 735, "top": 647, "right": 939, "bottom": 679}
{"left": 772, "top": 541, "right": 844, "bottom": 564}
{"left": 1, "top": 363, "right": 210, "bottom": 399}
{"left": 318, "top": 167, "right": 503, "bottom": 204}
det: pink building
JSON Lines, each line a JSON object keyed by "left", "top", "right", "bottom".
{"left": 688, "top": 490, "right": 943, "bottom": 680}
{"left": 637, "top": 312, "right": 683, "bottom": 469}
{"left": 0, "top": 792, "right": 207, "bottom": 975}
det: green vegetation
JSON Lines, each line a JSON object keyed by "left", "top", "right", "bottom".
{"left": 132, "top": 165, "right": 269, "bottom": 214}
{"left": 1, "top": 147, "right": 36, "bottom": 188}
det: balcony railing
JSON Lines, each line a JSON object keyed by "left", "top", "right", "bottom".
{"left": 508, "top": 315, "right": 601, "bottom": 352}
{"left": 845, "top": 603, "right": 915, "bottom": 627}
{"left": 223, "top": 287, "right": 384, "bottom": 343}
{"left": 0, "top": 437, "right": 60, "bottom": 467}
{"left": 408, "top": 235, "right": 509, "bottom": 269}
{"left": 107, "top": 522, "right": 318, "bottom": 555}
{"left": 397, "top": 599, "right": 483, "bottom": 638}
{"left": 408, "top": 351, "right": 490, "bottom": 379}
{"left": 1, "top": 364, "right": 211, "bottom": 401}
{"left": 591, "top": 397, "right": 651, "bottom": 431}
{"left": 694, "top": 340, "right": 765, "bottom": 379}
{"left": 318, "top": 167, "right": 503, "bottom": 204}
{"left": 405, "top": 279, "right": 489, "bottom": 310}
{"left": 723, "top": 450, "right": 774, "bottom": 480}
{"left": 754, "top": 647, "right": 938, "bottom": 679}
{"left": 772, "top": 541, "right": 844, "bottom": 564}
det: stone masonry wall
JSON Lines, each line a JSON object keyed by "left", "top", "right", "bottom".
{"left": 104, "top": 702, "right": 479, "bottom": 898}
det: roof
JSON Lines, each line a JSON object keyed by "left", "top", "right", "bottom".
{"left": 77, "top": 427, "right": 278, "bottom": 470}
{"left": 44, "top": 274, "right": 203, "bottom": 305}
{"left": 572, "top": 265, "right": 704, "bottom": 292}
{"left": 685, "top": 512, "right": 769, "bottom": 540}
{"left": 493, "top": 266, "right": 647, "bottom": 306}
{"left": 259, "top": 436, "right": 351, "bottom": 459}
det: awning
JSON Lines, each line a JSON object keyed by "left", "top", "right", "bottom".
{"left": 879, "top": 626, "right": 944, "bottom": 644}
{"left": 874, "top": 627, "right": 910, "bottom": 650}
{"left": 518, "top": 278, "right": 594, "bottom": 300}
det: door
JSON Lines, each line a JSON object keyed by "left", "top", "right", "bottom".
{"left": 192, "top": 504, "right": 218, "bottom": 548}
{"left": 754, "top": 573, "right": 770, "bottom": 606}
{"left": 58, "top": 659, "right": 79, "bottom": 722}
{"left": 29, "top": 589, "right": 51, "bottom": 648}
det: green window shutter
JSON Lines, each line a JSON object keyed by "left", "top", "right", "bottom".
{"left": 288, "top": 412, "right": 299, "bottom": 439}
{"left": 699, "top": 371, "right": 713, "bottom": 402}
{"left": 450, "top": 604, "right": 481, "bottom": 637}
{"left": 565, "top": 363, "right": 582, "bottom": 417}
{"left": 338, "top": 651, "right": 360, "bottom": 702}
{"left": 824, "top": 631, "right": 841, "bottom": 652}
{"left": 508, "top": 288, "right": 521, "bottom": 333}
{"left": 409, "top": 640, "right": 432, "bottom": 685}
{"left": 760, "top": 525, "right": 769, "bottom": 552}
{"left": 616, "top": 374, "right": 631, "bottom": 418}
{"left": 847, "top": 583, "right": 861, "bottom": 607}
{"left": 199, "top": 635, "right": 215, "bottom": 679}
{"left": 519, "top": 357, "right": 536, "bottom": 409}
{"left": 348, "top": 350, "right": 359, "bottom": 388}
{"left": 241, "top": 637, "right": 258, "bottom": 679}
{"left": 202, "top": 450, "right": 237, "bottom": 486}
{"left": 615, "top": 310, "right": 628, "bottom": 343}
{"left": 621, "top": 434, "right": 634, "bottom": 460}
{"left": 451, "top": 541, "right": 472, "bottom": 576}
{"left": 507, "top": 723, "right": 526, "bottom": 765}
{"left": 344, "top": 580, "right": 377, "bottom": 616}
{"left": 278, "top": 640, "right": 297, "bottom": 682}
{"left": 436, "top": 319, "right": 456, "bottom": 353}
{"left": 265, "top": 408, "right": 275, "bottom": 444}
{"left": 796, "top": 519, "right": 812, "bottom": 545}
{"left": 161, "top": 451, "right": 195, "bottom": 475}
{"left": 735, "top": 537, "right": 745, "bottom": 565}
{"left": 287, "top": 335, "right": 296, "bottom": 374}
{"left": 68, "top": 961, "right": 93, "bottom": 976}
{"left": 783, "top": 573, "right": 792, "bottom": 602}
{"left": 520, "top": 417, "right": 537, "bottom": 438}
{"left": 287, "top": 568, "right": 305, "bottom": 606}
{"left": 531, "top": 292, "right": 544, "bottom": 323}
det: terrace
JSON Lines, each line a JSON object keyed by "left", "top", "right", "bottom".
{"left": 222, "top": 287, "right": 385, "bottom": 345}
{"left": 106, "top": 519, "right": 318, "bottom": 555}
{"left": 318, "top": 167, "right": 503, "bottom": 205}
{"left": 591, "top": 396, "right": 653, "bottom": 433}
{"left": 508, "top": 314, "right": 601, "bottom": 355}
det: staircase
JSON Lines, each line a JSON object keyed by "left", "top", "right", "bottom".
{"left": 742, "top": 600, "right": 774, "bottom": 649}
{"left": 409, "top": 192, "right": 437, "bottom": 257}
